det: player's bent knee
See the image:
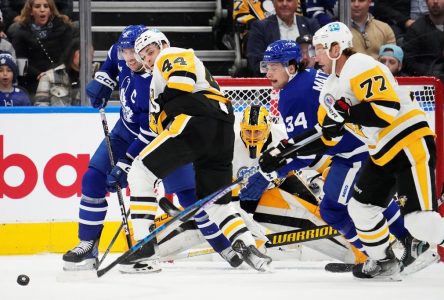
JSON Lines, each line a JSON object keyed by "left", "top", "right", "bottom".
{"left": 82, "top": 167, "right": 107, "bottom": 197}
{"left": 127, "top": 157, "right": 157, "bottom": 197}
{"left": 404, "top": 211, "right": 444, "bottom": 244}
{"left": 347, "top": 197, "right": 384, "bottom": 228}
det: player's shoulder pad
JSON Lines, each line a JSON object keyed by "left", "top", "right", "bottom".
{"left": 341, "top": 53, "right": 379, "bottom": 80}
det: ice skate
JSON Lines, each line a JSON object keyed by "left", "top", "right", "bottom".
{"left": 119, "top": 240, "right": 162, "bottom": 274}
{"left": 63, "top": 240, "right": 99, "bottom": 271}
{"left": 219, "top": 246, "right": 243, "bottom": 268}
{"left": 352, "top": 247, "right": 402, "bottom": 281}
{"left": 232, "top": 239, "right": 272, "bottom": 272}
{"left": 400, "top": 234, "right": 438, "bottom": 275}
{"left": 400, "top": 233, "right": 430, "bottom": 267}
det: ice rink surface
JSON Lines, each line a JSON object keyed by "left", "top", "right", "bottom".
{"left": 1, "top": 252, "right": 443, "bottom": 300}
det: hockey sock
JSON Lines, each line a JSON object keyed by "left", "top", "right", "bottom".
{"left": 384, "top": 199, "right": 407, "bottom": 240}
{"left": 130, "top": 196, "right": 158, "bottom": 240}
{"left": 79, "top": 196, "right": 108, "bottom": 241}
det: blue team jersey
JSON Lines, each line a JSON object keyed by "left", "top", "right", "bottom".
{"left": 100, "top": 44, "right": 155, "bottom": 159}
{"left": 0, "top": 88, "right": 31, "bottom": 106}
{"left": 277, "top": 68, "right": 368, "bottom": 175}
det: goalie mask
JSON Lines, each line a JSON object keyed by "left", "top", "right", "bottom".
{"left": 260, "top": 40, "right": 302, "bottom": 73}
{"left": 240, "top": 105, "right": 271, "bottom": 159}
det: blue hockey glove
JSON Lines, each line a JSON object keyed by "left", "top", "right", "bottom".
{"left": 106, "top": 158, "right": 131, "bottom": 192}
{"left": 86, "top": 71, "right": 117, "bottom": 108}
{"left": 239, "top": 170, "right": 278, "bottom": 201}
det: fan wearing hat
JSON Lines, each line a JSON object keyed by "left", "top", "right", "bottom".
{"left": 378, "top": 44, "right": 405, "bottom": 76}
{"left": 0, "top": 52, "right": 31, "bottom": 106}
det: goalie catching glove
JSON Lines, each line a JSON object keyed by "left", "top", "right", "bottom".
{"left": 106, "top": 158, "right": 132, "bottom": 192}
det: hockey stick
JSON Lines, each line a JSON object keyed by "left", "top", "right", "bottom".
{"left": 99, "top": 108, "right": 132, "bottom": 249}
{"left": 96, "top": 209, "right": 131, "bottom": 269}
{"left": 97, "top": 175, "right": 250, "bottom": 278}
{"left": 160, "top": 197, "right": 340, "bottom": 248}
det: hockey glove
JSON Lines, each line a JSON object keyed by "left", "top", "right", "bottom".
{"left": 106, "top": 158, "right": 131, "bottom": 192}
{"left": 239, "top": 170, "right": 278, "bottom": 201}
{"left": 321, "top": 115, "right": 346, "bottom": 139}
{"left": 86, "top": 71, "right": 117, "bottom": 108}
{"left": 258, "top": 140, "right": 292, "bottom": 174}
{"left": 333, "top": 98, "right": 351, "bottom": 122}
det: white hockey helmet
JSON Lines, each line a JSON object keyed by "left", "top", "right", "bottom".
{"left": 134, "top": 28, "right": 170, "bottom": 56}
{"left": 312, "top": 22, "right": 353, "bottom": 53}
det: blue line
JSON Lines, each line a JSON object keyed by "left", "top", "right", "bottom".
{"left": 0, "top": 106, "right": 121, "bottom": 114}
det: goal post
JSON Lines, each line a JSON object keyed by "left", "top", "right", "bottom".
{"left": 216, "top": 76, "right": 444, "bottom": 198}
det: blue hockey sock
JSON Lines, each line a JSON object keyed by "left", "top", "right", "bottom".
{"left": 78, "top": 196, "right": 108, "bottom": 241}
{"left": 176, "top": 189, "right": 231, "bottom": 253}
{"left": 384, "top": 199, "right": 408, "bottom": 240}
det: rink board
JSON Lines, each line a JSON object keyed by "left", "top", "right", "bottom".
{"left": 0, "top": 107, "right": 247, "bottom": 254}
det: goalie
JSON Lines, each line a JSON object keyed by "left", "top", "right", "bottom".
{"left": 154, "top": 105, "right": 364, "bottom": 265}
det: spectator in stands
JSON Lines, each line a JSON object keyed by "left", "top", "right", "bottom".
{"left": 0, "top": 52, "right": 31, "bottom": 106}
{"left": 0, "top": 0, "right": 73, "bottom": 29}
{"left": 374, "top": 0, "right": 429, "bottom": 44}
{"left": 349, "top": 0, "right": 396, "bottom": 60}
{"left": 403, "top": 0, "right": 444, "bottom": 82}
{"left": 8, "top": 0, "right": 73, "bottom": 100}
{"left": 233, "top": 0, "right": 276, "bottom": 57}
{"left": 0, "top": 10, "right": 16, "bottom": 59}
{"left": 378, "top": 44, "right": 406, "bottom": 76}
{"left": 35, "top": 38, "right": 89, "bottom": 106}
{"left": 296, "top": 34, "right": 316, "bottom": 67}
{"left": 305, "top": 0, "right": 337, "bottom": 26}
{"left": 246, "top": 0, "right": 319, "bottom": 76}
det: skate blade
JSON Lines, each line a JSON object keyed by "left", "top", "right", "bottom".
{"left": 118, "top": 268, "right": 162, "bottom": 274}
{"left": 354, "top": 273, "right": 402, "bottom": 282}
{"left": 402, "top": 250, "right": 439, "bottom": 276}
{"left": 56, "top": 269, "right": 98, "bottom": 282}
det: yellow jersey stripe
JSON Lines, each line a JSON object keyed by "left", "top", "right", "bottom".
{"left": 140, "top": 114, "right": 191, "bottom": 158}
{"left": 405, "top": 140, "right": 433, "bottom": 210}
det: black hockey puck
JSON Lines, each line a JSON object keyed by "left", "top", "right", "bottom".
{"left": 17, "top": 274, "right": 30, "bottom": 286}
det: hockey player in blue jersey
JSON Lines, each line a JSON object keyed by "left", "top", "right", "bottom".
{"left": 241, "top": 39, "right": 411, "bottom": 271}
{"left": 61, "top": 25, "right": 158, "bottom": 272}
{"left": 62, "top": 26, "right": 241, "bottom": 273}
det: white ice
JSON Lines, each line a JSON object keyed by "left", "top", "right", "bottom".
{"left": 1, "top": 252, "right": 443, "bottom": 300}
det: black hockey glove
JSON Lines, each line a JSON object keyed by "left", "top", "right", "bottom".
{"left": 259, "top": 140, "right": 292, "bottom": 173}
{"left": 321, "top": 115, "right": 346, "bottom": 139}
{"left": 333, "top": 98, "right": 351, "bottom": 122}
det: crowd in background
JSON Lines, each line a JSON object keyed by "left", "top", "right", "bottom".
{"left": 0, "top": 0, "right": 443, "bottom": 106}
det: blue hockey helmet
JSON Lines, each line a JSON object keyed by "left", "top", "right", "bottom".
{"left": 117, "top": 25, "right": 148, "bottom": 50}
{"left": 260, "top": 40, "right": 302, "bottom": 73}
